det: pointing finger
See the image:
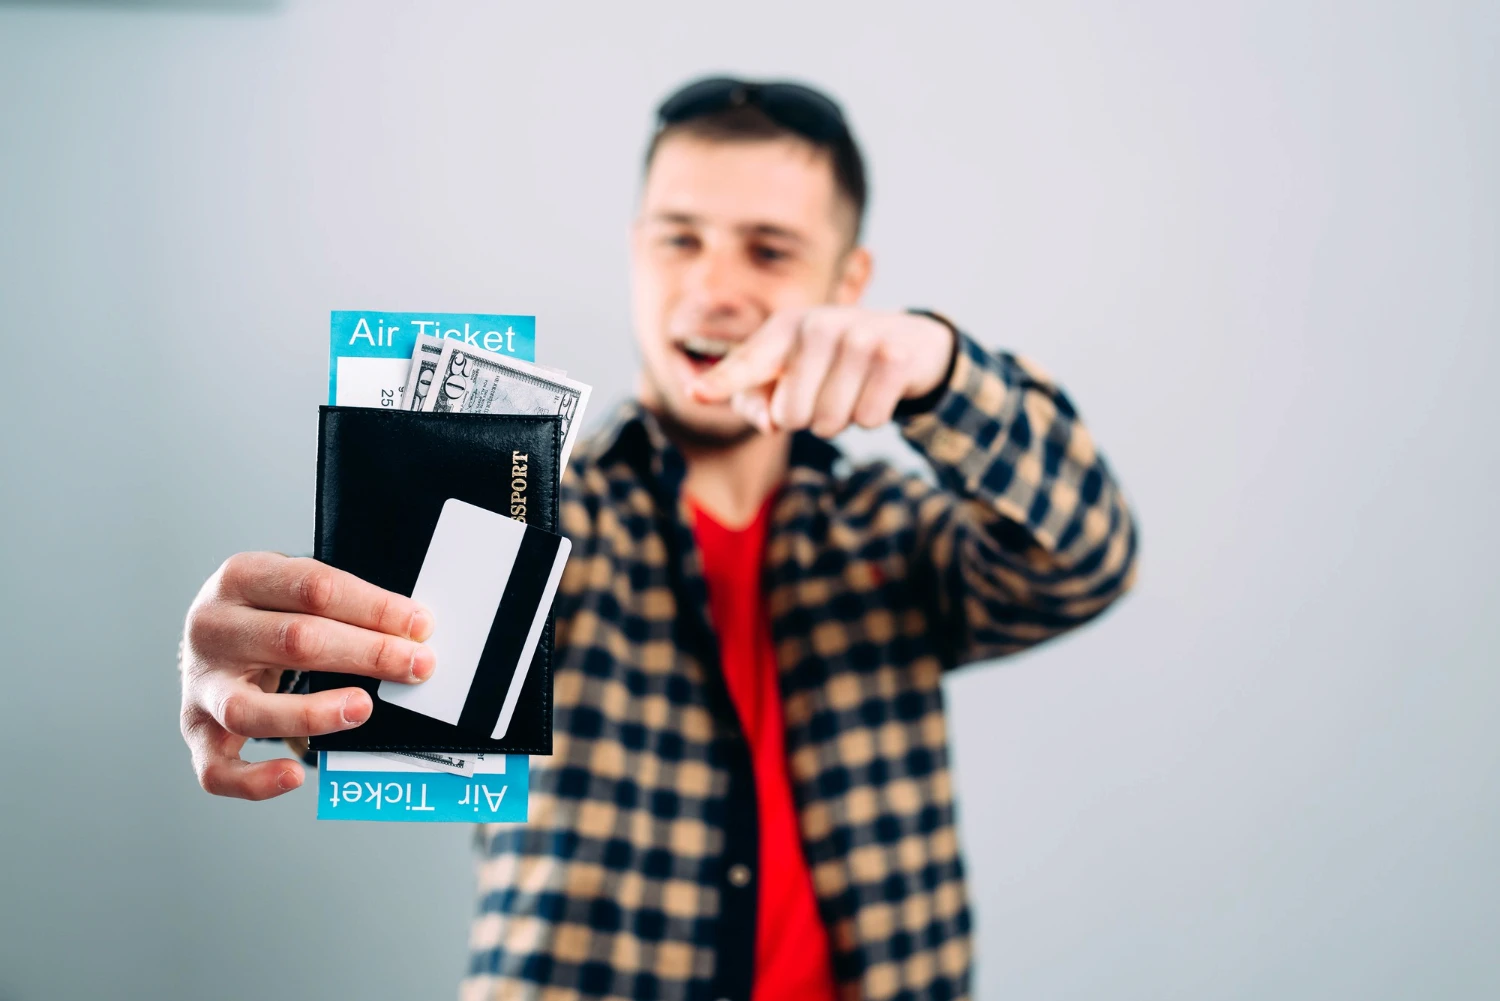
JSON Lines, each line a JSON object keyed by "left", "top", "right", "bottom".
{"left": 691, "top": 310, "right": 803, "bottom": 402}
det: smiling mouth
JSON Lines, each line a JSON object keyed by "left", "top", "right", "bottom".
{"left": 675, "top": 335, "right": 736, "bottom": 369}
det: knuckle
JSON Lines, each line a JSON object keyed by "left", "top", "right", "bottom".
{"left": 179, "top": 705, "right": 210, "bottom": 744}
{"left": 186, "top": 600, "right": 233, "bottom": 648}
{"left": 216, "top": 691, "right": 249, "bottom": 734}
{"left": 214, "top": 554, "right": 242, "bottom": 591}
{"left": 369, "top": 590, "right": 394, "bottom": 632}
{"left": 296, "top": 567, "right": 338, "bottom": 615}
{"left": 846, "top": 326, "right": 876, "bottom": 356}
{"left": 216, "top": 552, "right": 257, "bottom": 596}
{"left": 807, "top": 313, "right": 839, "bottom": 346}
{"left": 198, "top": 762, "right": 230, "bottom": 797}
{"left": 308, "top": 699, "right": 340, "bottom": 737}
{"left": 183, "top": 605, "right": 214, "bottom": 651}
{"left": 873, "top": 339, "right": 906, "bottom": 366}
{"left": 183, "top": 705, "right": 206, "bottom": 739}
{"left": 294, "top": 699, "right": 318, "bottom": 735}
{"left": 370, "top": 633, "right": 402, "bottom": 676}
{"left": 275, "top": 617, "right": 323, "bottom": 665}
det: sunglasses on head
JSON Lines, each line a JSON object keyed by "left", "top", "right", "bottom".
{"left": 655, "top": 76, "right": 851, "bottom": 144}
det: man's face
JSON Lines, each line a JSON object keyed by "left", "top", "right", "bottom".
{"left": 630, "top": 133, "right": 871, "bottom": 444}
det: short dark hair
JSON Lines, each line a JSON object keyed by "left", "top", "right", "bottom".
{"left": 643, "top": 100, "right": 869, "bottom": 243}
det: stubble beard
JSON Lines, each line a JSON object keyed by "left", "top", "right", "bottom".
{"left": 639, "top": 365, "right": 760, "bottom": 452}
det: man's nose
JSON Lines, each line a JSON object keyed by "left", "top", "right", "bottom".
{"left": 682, "top": 247, "right": 754, "bottom": 319}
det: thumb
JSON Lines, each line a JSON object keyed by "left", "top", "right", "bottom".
{"left": 730, "top": 385, "right": 775, "bottom": 433}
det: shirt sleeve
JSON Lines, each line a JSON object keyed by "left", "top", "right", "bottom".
{"left": 895, "top": 329, "right": 1140, "bottom": 668}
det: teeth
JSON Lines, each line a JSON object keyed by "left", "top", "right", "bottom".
{"left": 681, "top": 336, "right": 733, "bottom": 358}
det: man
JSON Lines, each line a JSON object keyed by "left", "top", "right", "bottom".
{"left": 179, "top": 76, "right": 1138, "bottom": 1000}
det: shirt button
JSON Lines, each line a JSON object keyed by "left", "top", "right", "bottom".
{"left": 727, "top": 863, "right": 752, "bottom": 888}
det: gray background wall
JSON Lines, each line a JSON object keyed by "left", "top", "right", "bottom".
{"left": 0, "top": 1, "right": 1495, "bottom": 999}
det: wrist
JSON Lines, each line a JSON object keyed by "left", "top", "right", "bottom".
{"left": 893, "top": 308, "right": 960, "bottom": 417}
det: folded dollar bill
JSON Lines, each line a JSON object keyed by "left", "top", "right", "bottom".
{"left": 401, "top": 333, "right": 570, "bottom": 415}
{"left": 417, "top": 338, "right": 591, "bottom": 471}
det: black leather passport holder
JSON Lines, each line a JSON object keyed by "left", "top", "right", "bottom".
{"left": 307, "top": 406, "right": 560, "bottom": 755}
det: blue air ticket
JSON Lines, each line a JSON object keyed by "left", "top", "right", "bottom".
{"left": 317, "top": 751, "right": 529, "bottom": 823}
{"left": 328, "top": 310, "right": 536, "bottom": 408}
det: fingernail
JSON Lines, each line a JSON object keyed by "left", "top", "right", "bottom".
{"left": 341, "top": 691, "right": 372, "bottom": 726}
{"left": 408, "top": 608, "right": 434, "bottom": 641}
{"left": 277, "top": 768, "right": 302, "bottom": 791}
{"left": 409, "top": 645, "right": 435, "bottom": 682}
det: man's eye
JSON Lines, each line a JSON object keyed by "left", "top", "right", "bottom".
{"left": 752, "top": 245, "right": 790, "bottom": 263}
{"left": 663, "top": 233, "right": 700, "bottom": 250}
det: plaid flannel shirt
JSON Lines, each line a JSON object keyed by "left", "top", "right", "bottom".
{"left": 463, "top": 330, "right": 1138, "bottom": 1001}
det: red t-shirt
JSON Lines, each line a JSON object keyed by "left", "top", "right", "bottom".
{"left": 689, "top": 492, "right": 838, "bottom": 1001}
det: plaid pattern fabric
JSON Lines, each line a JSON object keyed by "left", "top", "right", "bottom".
{"left": 462, "top": 332, "right": 1138, "bottom": 1001}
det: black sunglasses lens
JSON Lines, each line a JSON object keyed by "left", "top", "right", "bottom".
{"left": 657, "top": 77, "right": 742, "bottom": 122}
{"left": 757, "top": 85, "right": 846, "bottom": 141}
{"left": 657, "top": 77, "right": 848, "bottom": 143}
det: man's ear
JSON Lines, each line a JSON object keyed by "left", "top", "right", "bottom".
{"left": 832, "top": 246, "right": 873, "bottom": 305}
